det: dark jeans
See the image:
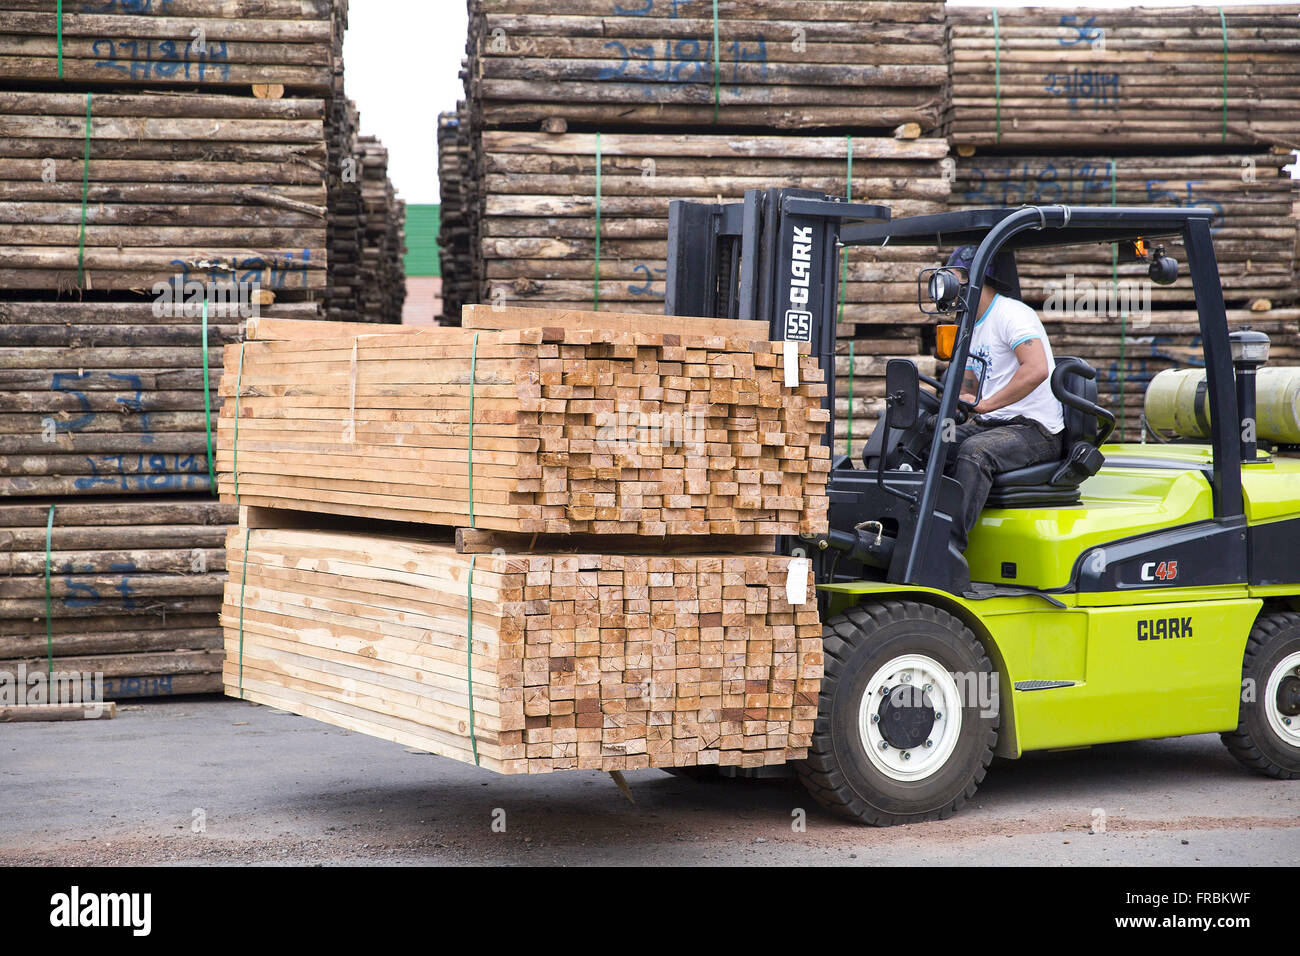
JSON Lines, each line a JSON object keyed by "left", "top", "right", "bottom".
{"left": 943, "top": 417, "right": 1063, "bottom": 550}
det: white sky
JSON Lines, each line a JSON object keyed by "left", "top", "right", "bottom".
{"left": 342, "top": 0, "right": 1298, "bottom": 204}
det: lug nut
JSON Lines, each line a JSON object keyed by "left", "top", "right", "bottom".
{"left": 923, "top": 683, "right": 933, "bottom": 693}
{"left": 934, "top": 712, "right": 943, "bottom": 720}
{"left": 871, "top": 714, "right": 880, "bottom": 724}
{"left": 924, "top": 739, "right": 934, "bottom": 748}
{"left": 902, "top": 673, "right": 911, "bottom": 683}
{"left": 879, "top": 741, "right": 889, "bottom": 751}
{"left": 902, "top": 751, "right": 912, "bottom": 760}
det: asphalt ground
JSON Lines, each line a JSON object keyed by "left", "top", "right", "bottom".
{"left": 1, "top": 696, "right": 1296, "bottom": 867}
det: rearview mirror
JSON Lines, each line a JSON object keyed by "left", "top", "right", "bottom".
{"left": 885, "top": 359, "right": 920, "bottom": 431}
{"left": 935, "top": 324, "right": 958, "bottom": 361}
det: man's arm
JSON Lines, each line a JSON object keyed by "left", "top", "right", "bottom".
{"left": 969, "top": 338, "right": 1050, "bottom": 414}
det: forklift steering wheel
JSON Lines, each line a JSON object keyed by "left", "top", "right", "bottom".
{"left": 917, "top": 372, "right": 977, "bottom": 426}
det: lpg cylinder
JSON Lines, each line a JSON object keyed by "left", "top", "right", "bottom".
{"left": 1144, "top": 367, "right": 1300, "bottom": 444}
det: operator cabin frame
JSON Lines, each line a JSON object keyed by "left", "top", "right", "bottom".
{"left": 665, "top": 195, "right": 1242, "bottom": 595}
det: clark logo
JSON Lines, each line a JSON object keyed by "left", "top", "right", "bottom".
{"left": 49, "top": 886, "right": 151, "bottom": 937}
{"left": 1138, "top": 617, "right": 1193, "bottom": 641}
{"left": 789, "top": 225, "right": 813, "bottom": 313}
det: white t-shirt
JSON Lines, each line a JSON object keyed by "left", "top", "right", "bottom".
{"left": 966, "top": 293, "right": 1065, "bottom": 434}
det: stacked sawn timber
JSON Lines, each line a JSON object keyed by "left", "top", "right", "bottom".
{"left": 465, "top": 0, "right": 947, "bottom": 131}
{"left": 0, "top": 498, "right": 231, "bottom": 699}
{"left": 215, "top": 311, "right": 826, "bottom": 771}
{"left": 224, "top": 527, "right": 821, "bottom": 772}
{"left": 215, "top": 307, "right": 831, "bottom": 536}
{"left": 0, "top": 0, "right": 339, "bottom": 93}
{"left": 946, "top": 5, "right": 1300, "bottom": 148}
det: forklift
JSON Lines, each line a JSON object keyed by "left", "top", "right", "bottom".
{"left": 665, "top": 192, "right": 1300, "bottom": 825}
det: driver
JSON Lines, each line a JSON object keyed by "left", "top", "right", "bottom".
{"left": 941, "top": 245, "right": 1065, "bottom": 552}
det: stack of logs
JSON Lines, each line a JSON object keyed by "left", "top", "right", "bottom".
{"left": 0, "top": 0, "right": 404, "bottom": 703}
{"left": 358, "top": 136, "right": 407, "bottom": 323}
{"left": 463, "top": 0, "right": 948, "bottom": 131}
{"left": 217, "top": 310, "right": 826, "bottom": 772}
{"left": 0, "top": 499, "right": 230, "bottom": 699}
{"left": 945, "top": 4, "right": 1300, "bottom": 148}
{"left": 437, "top": 108, "right": 473, "bottom": 325}
{"left": 0, "top": 0, "right": 341, "bottom": 93}
{"left": 0, "top": 90, "right": 328, "bottom": 295}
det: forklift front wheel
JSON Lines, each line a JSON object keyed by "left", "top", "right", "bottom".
{"left": 797, "top": 600, "right": 999, "bottom": 825}
{"left": 1222, "top": 611, "right": 1300, "bottom": 779}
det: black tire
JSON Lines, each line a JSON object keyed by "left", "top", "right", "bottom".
{"left": 796, "top": 600, "right": 999, "bottom": 825}
{"left": 1221, "top": 610, "right": 1300, "bottom": 779}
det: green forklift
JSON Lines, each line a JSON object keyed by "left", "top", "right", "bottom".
{"left": 665, "top": 195, "right": 1300, "bottom": 825}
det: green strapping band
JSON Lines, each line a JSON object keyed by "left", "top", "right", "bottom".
{"left": 838, "top": 136, "right": 853, "bottom": 457}
{"left": 76, "top": 92, "right": 91, "bottom": 288}
{"left": 466, "top": 554, "right": 480, "bottom": 766}
{"left": 593, "top": 133, "right": 602, "bottom": 311}
{"left": 711, "top": 0, "right": 722, "bottom": 123}
{"left": 238, "top": 526, "right": 249, "bottom": 698}
{"left": 233, "top": 341, "right": 248, "bottom": 698}
{"left": 846, "top": 341, "right": 855, "bottom": 459}
{"left": 993, "top": 9, "right": 1002, "bottom": 144}
{"left": 44, "top": 505, "right": 55, "bottom": 680}
{"left": 1218, "top": 8, "right": 1229, "bottom": 144}
{"left": 201, "top": 298, "right": 217, "bottom": 492}
{"left": 56, "top": 0, "right": 64, "bottom": 78}
{"left": 233, "top": 341, "right": 245, "bottom": 502}
{"left": 1110, "top": 158, "right": 1126, "bottom": 441}
{"left": 836, "top": 135, "right": 853, "bottom": 324}
{"left": 468, "top": 332, "right": 479, "bottom": 528}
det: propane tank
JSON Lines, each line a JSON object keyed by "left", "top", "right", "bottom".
{"left": 1144, "top": 367, "right": 1300, "bottom": 445}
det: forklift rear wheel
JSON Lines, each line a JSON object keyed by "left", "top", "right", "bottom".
{"left": 796, "top": 600, "right": 998, "bottom": 825}
{"left": 1222, "top": 611, "right": 1300, "bottom": 779}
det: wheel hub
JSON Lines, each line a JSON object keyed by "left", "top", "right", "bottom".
{"left": 1276, "top": 675, "right": 1300, "bottom": 718}
{"left": 857, "top": 653, "right": 964, "bottom": 782}
{"left": 877, "top": 685, "right": 936, "bottom": 750}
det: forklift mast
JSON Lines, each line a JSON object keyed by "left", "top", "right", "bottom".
{"left": 665, "top": 188, "right": 891, "bottom": 441}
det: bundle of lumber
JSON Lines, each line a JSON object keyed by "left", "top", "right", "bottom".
{"left": 464, "top": 0, "right": 946, "bottom": 131}
{"left": 0, "top": 498, "right": 231, "bottom": 700}
{"left": 0, "top": 0, "right": 341, "bottom": 94}
{"left": 358, "top": 136, "right": 407, "bottom": 324}
{"left": 215, "top": 308, "right": 831, "bottom": 536}
{"left": 946, "top": 4, "right": 1300, "bottom": 148}
{"left": 0, "top": 299, "right": 321, "bottom": 498}
{"left": 0, "top": 90, "right": 328, "bottom": 294}
{"left": 437, "top": 108, "right": 474, "bottom": 325}
{"left": 223, "top": 525, "right": 822, "bottom": 772}
{"left": 951, "top": 151, "right": 1300, "bottom": 308}
{"left": 468, "top": 131, "right": 949, "bottom": 327}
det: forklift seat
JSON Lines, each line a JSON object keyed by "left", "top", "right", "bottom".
{"left": 984, "top": 357, "right": 1115, "bottom": 508}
